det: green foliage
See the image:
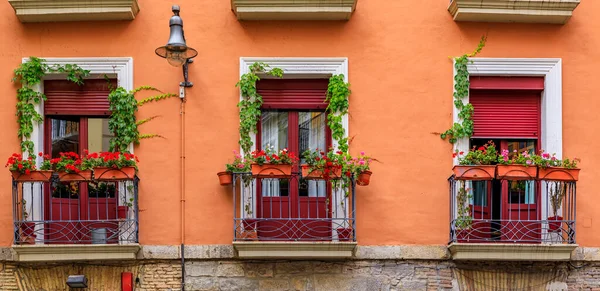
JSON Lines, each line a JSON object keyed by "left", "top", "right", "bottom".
{"left": 456, "top": 181, "right": 473, "bottom": 229}
{"left": 139, "top": 133, "right": 165, "bottom": 140}
{"left": 236, "top": 62, "right": 283, "bottom": 155}
{"left": 441, "top": 36, "right": 487, "bottom": 144}
{"left": 137, "top": 92, "right": 178, "bottom": 106}
{"left": 108, "top": 87, "right": 139, "bottom": 152}
{"left": 455, "top": 140, "right": 497, "bottom": 165}
{"left": 13, "top": 57, "right": 89, "bottom": 156}
{"left": 325, "top": 74, "right": 351, "bottom": 153}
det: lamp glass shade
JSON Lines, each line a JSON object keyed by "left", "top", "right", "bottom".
{"left": 155, "top": 46, "right": 198, "bottom": 67}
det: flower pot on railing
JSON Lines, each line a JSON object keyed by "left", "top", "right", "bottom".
{"left": 496, "top": 165, "right": 537, "bottom": 180}
{"left": 538, "top": 167, "right": 580, "bottom": 181}
{"left": 217, "top": 171, "right": 233, "bottom": 185}
{"left": 301, "top": 165, "right": 342, "bottom": 180}
{"left": 94, "top": 167, "right": 135, "bottom": 181}
{"left": 239, "top": 219, "right": 258, "bottom": 241}
{"left": 58, "top": 170, "right": 92, "bottom": 181}
{"left": 452, "top": 165, "right": 495, "bottom": 180}
{"left": 11, "top": 170, "right": 52, "bottom": 182}
{"left": 117, "top": 206, "right": 129, "bottom": 219}
{"left": 357, "top": 171, "right": 372, "bottom": 186}
{"left": 548, "top": 216, "right": 563, "bottom": 232}
{"left": 251, "top": 164, "right": 292, "bottom": 178}
{"left": 19, "top": 222, "right": 36, "bottom": 244}
{"left": 336, "top": 228, "right": 353, "bottom": 242}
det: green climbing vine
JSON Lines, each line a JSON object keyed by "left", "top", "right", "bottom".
{"left": 325, "top": 74, "right": 351, "bottom": 154}
{"left": 441, "top": 36, "right": 487, "bottom": 144}
{"left": 236, "top": 62, "right": 283, "bottom": 155}
{"left": 108, "top": 84, "right": 177, "bottom": 152}
{"left": 13, "top": 57, "right": 89, "bottom": 157}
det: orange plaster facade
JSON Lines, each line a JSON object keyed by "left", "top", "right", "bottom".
{"left": 0, "top": 0, "right": 598, "bottom": 248}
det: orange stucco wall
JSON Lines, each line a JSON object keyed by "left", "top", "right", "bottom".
{"left": 0, "top": 1, "right": 599, "bottom": 247}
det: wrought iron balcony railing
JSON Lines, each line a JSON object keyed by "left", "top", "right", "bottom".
{"left": 449, "top": 175, "right": 576, "bottom": 244}
{"left": 231, "top": 172, "right": 356, "bottom": 242}
{"left": 12, "top": 173, "right": 138, "bottom": 245}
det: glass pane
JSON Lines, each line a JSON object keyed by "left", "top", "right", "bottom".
{"left": 506, "top": 140, "right": 536, "bottom": 205}
{"left": 260, "top": 112, "right": 289, "bottom": 197}
{"left": 509, "top": 181, "right": 535, "bottom": 204}
{"left": 50, "top": 118, "right": 81, "bottom": 199}
{"left": 298, "top": 112, "right": 327, "bottom": 197}
{"left": 471, "top": 181, "right": 488, "bottom": 207}
{"left": 50, "top": 118, "right": 80, "bottom": 158}
{"left": 87, "top": 118, "right": 113, "bottom": 153}
{"left": 261, "top": 112, "right": 288, "bottom": 152}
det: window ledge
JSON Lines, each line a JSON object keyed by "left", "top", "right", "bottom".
{"left": 233, "top": 241, "right": 357, "bottom": 259}
{"left": 449, "top": 243, "right": 577, "bottom": 261}
{"left": 13, "top": 244, "right": 140, "bottom": 262}
{"left": 448, "top": 0, "right": 580, "bottom": 24}
{"left": 231, "top": 0, "right": 357, "bottom": 21}
{"left": 8, "top": 0, "right": 140, "bottom": 23}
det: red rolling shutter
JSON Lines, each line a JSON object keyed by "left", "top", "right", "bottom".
{"left": 44, "top": 79, "right": 117, "bottom": 116}
{"left": 470, "top": 90, "right": 541, "bottom": 139}
{"left": 257, "top": 79, "right": 329, "bottom": 110}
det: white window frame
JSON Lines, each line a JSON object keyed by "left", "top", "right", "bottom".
{"left": 453, "top": 58, "right": 563, "bottom": 162}
{"left": 238, "top": 57, "right": 350, "bottom": 235}
{"left": 452, "top": 57, "right": 563, "bottom": 229}
{"left": 25, "top": 57, "right": 134, "bottom": 157}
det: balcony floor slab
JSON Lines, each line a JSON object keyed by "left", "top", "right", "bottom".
{"left": 233, "top": 241, "right": 357, "bottom": 259}
{"left": 13, "top": 244, "right": 140, "bottom": 262}
{"left": 449, "top": 243, "right": 577, "bottom": 261}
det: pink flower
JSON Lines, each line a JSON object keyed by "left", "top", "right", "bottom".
{"left": 360, "top": 151, "right": 365, "bottom": 155}
{"left": 503, "top": 156, "right": 508, "bottom": 162}
{"left": 358, "top": 159, "right": 365, "bottom": 165}
{"left": 526, "top": 160, "right": 532, "bottom": 165}
{"left": 542, "top": 153, "right": 550, "bottom": 159}
{"left": 513, "top": 150, "right": 517, "bottom": 153}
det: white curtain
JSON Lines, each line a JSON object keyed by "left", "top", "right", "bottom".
{"left": 300, "top": 112, "right": 326, "bottom": 197}
{"left": 261, "top": 112, "right": 287, "bottom": 197}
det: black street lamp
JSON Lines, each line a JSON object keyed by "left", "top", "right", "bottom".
{"left": 155, "top": 5, "right": 197, "bottom": 88}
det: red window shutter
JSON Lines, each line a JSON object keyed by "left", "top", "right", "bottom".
{"left": 44, "top": 79, "right": 117, "bottom": 116}
{"left": 257, "top": 79, "right": 329, "bottom": 110}
{"left": 470, "top": 90, "right": 541, "bottom": 139}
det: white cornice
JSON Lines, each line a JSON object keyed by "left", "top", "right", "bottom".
{"left": 9, "top": 0, "right": 140, "bottom": 22}
{"left": 231, "top": 0, "right": 357, "bottom": 21}
{"left": 448, "top": 0, "right": 580, "bottom": 24}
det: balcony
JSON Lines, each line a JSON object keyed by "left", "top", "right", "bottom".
{"left": 231, "top": 0, "right": 357, "bottom": 21}
{"left": 448, "top": 0, "right": 580, "bottom": 24}
{"left": 231, "top": 172, "right": 357, "bottom": 259}
{"left": 11, "top": 172, "right": 139, "bottom": 262}
{"left": 448, "top": 171, "right": 578, "bottom": 261}
{"left": 8, "top": 0, "right": 140, "bottom": 23}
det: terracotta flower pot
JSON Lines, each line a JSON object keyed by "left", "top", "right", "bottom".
{"left": 496, "top": 165, "right": 537, "bottom": 180}
{"left": 452, "top": 165, "right": 495, "bottom": 180}
{"left": 336, "top": 228, "right": 353, "bottom": 242}
{"left": 538, "top": 167, "right": 580, "bottom": 181}
{"left": 20, "top": 222, "right": 35, "bottom": 237}
{"left": 251, "top": 164, "right": 292, "bottom": 178}
{"left": 217, "top": 171, "right": 233, "bottom": 185}
{"left": 357, "top": 171, "right": 372, "bottom": 186}
{"left": 117, "top": 206, "right": 129, "bottom": 219}
{"left": 11, "top": 170, "right": 52, "bottom": 182}
{"left": 301, "top": 165, "right": 343, "bottom": 180}
{"left": 58, "top": 170, "right": 92, "bottom": 181}
{"left": 239, "top": 230, "right": 258, "bottom": 241}
{"left": 94, "top": 167, "right": 136, "bottom": 180}
{"left": 548, "top": 216, "right": 563, "bottom": 232}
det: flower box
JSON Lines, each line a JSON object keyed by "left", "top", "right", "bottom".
{"left": 11, "top": 170, "right": 52, "bottom": 182}
{"left": 301, "top": 165, "right": 342, "bottom": 180}
{"left": 217, "top": 171, "right": 233, "bottom": 185}
{"left": 251, "top": 164, "right": 292, "bottom": 178}
{"left": 538, "top": 167, "right": 580, "bottom": 181}
{"left": 94, "top": 167, "right": 135, "bottom": 181}
{"left": 496, "top": 165, "right": 537, "bottom": 181}
{"left": 58, "top": 170, "right": 92, "bottom": 182}
{"left": 452, "top": 165, "right": 495, "bottom": 180}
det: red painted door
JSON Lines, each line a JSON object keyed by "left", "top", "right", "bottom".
{"left": 255, "top": 79, "right": 332, "bottom": 241}
{"left": 43, "top": 79, "right": 118, "bottom": 244}
{"left": 500, "top": 141, "right": 541, "bottom": 243}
